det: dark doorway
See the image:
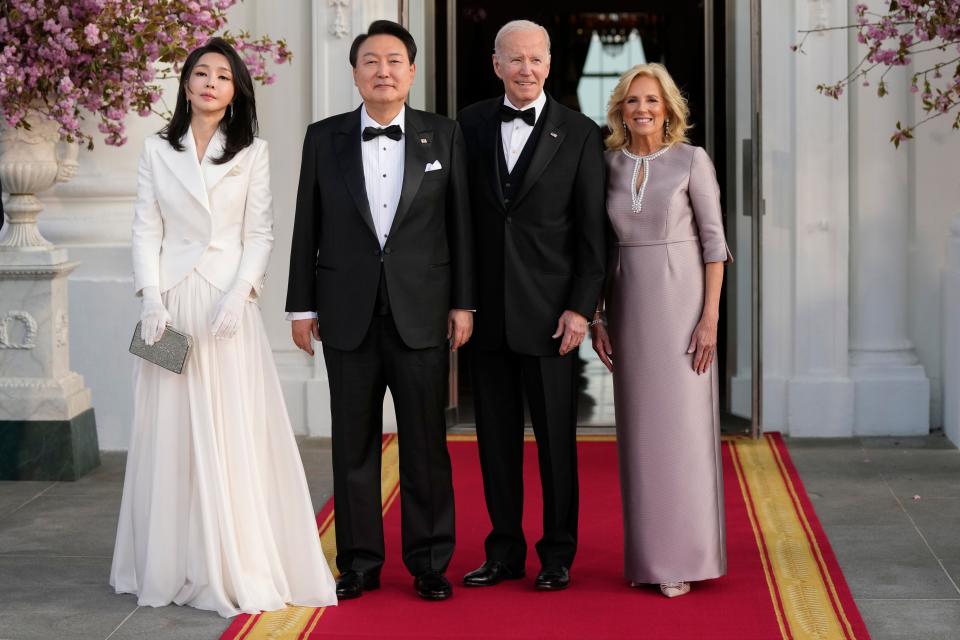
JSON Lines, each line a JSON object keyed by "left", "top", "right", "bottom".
{"left": 434, "top": 1, "right": 731, "bottom": 426}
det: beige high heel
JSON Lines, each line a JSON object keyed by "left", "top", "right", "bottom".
{"left": 659, "top": 581, "right": 691, "bottom": 598}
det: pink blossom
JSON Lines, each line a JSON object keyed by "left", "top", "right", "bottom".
{"left": 827, "top": 0, "right": 960, "bottom": 143}
{"left": 83, "top": 23, "right": 100, "bottom": 45}
{"left": 0, "top": 0, "right": 292, "bottom": 148}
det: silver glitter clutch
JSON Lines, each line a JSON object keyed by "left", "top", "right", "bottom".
{"left": 129, "top": 322, "right": 193, "bottom": 374}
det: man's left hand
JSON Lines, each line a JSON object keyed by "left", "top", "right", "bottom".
{"left": 552, "top": 310, "right": 588, "bottom": 356}
{"left": 448, "top": 309, "right": 473, "bottom": 351}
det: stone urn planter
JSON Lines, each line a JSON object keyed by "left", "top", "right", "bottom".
{"left": 0, "top": 115, "right": 78, "bottom": 257}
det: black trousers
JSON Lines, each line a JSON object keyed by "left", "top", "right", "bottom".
{"left": 471, "top": 346, "right": 579, "bottom": 570}
{"left": 323, "top": 314, "right": 454, "bottom": 576}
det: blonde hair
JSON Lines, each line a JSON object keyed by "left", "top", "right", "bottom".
{"left": 605, "top": 63, "right": 691, "bottom": 150}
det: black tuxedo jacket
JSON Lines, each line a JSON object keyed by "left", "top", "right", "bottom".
{"left": 286, "top": 106, "right": 475, "bottom": 351}
{"left": 458, "top": 95, "right": 607, "bottom": 356}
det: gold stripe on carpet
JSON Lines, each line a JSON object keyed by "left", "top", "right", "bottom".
{"left": 729, "top": 438, "right": 791, "bottom": 640}
{"left": 732, "top": 435, "right": 855, "bottom": 640}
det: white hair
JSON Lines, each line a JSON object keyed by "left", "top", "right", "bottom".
{"left": 493, "top": 20, "right": 551, "bottom": 57}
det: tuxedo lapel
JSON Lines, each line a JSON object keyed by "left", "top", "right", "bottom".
{"left": 334, "top": 107, "right": 377, "bottom": 238}
{"left": 512, "top": 96, "right": 565, "bottom": 208}
{"left": 483, "top": 104, "right": 505, "bottom": 207}
{"left": 155, "top": 129, "right": 210, "bottom": 213}
{"left": 389, "top": 107, "right": 431, "bottom": 235}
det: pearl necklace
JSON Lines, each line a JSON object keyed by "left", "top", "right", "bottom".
{"left": 622, "top": 146, "right": 669, "bottom": 213}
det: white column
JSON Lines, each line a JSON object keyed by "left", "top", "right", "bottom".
{"left": 784, "top": 0, "right": 855, "bottom": 436}
{"left": 944, "top": 214, "right": 960, "bottom": 445}
{"left": 847, "top": 2, "right": 929, "bottom": 435}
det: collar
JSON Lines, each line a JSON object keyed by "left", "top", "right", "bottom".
{"left": 360, "top": 104, "right": 406, "bottom": 138}
{"left": 502, "top": 92, "right": 547, "bottom": 125}
{"left": 184, "top": 124, "right": 226, "bottom": 163}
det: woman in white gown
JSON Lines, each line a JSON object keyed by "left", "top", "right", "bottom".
{"left": 110, "top": 38, "right": 337, "bottom": 617}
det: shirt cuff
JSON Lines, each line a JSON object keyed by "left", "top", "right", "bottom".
{"left": 286, "top": 311, "right": 318, "bottom": 321}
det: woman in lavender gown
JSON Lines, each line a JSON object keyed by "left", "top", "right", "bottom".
{"left": 591, "top": 63, "right": 732, "bottom": 598}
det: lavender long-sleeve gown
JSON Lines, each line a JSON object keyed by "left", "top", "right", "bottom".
{"left": 604, "top": 143, "right": 732, "bottom": 584}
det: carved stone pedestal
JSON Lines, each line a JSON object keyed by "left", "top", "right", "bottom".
{"left": 0, "top": 251, "right": 100, "bottom": 480}
{"left": 0, "top": 114, "right": 99, "bottom": 479}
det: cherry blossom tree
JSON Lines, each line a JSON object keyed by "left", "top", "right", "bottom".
{"left": 0, "top": 0, "right": 292, "bottom": 147}
{"left": 794, "top": 1, "right": 960, "bottom": 146}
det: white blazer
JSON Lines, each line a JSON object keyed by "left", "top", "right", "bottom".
{"left": 131, "top": 127, "right": 273, "bottom": 298}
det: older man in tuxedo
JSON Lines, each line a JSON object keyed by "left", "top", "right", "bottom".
{"left": 458, "top": 20, "right": 606, "bottom": 591}
{"left": 286, "top": 20, "right": 474, "bottom": 601}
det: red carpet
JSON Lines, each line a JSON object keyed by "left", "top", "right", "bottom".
{"left": 223, "top": 434, "right": 870, "bottom": 639}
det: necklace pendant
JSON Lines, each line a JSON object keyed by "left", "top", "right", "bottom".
{"left": 624, "top": 146, "right": 667, "bottom": 215}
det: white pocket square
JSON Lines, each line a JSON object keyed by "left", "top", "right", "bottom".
{"left": 425, "top": 160, "right": 442, "bottom": 172}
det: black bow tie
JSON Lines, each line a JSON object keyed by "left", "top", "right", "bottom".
{"left": 362, "top": 124, "right": 403, "bottom": 141}
{"left": 499, "top": 105, "right": 536, "bottom": 126}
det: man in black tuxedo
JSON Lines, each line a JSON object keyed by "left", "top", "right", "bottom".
{"left": 286, "top": 20, "right": 475, "bottom": 601}
{"left": 458, "top": 20, "right": 606, "bottom": 591}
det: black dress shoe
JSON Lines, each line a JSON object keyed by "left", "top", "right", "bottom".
{"left": 335, "top": 570, "right": 380, "bottom": 600}
{"left": 463, "top": 561, "right": 525, "bottom": 587}
{"left": 535, "top": 566, "right": 570, "bottom": 591}
{"left": 414, "top": 571, "right": 453, "bottom": 600}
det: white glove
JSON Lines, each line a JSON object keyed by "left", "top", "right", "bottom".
{"left": 140, "top": 286, "right": 171, "bottom": 346}
{"left": 211, "top": 279, "right": 253, "bottom": 339}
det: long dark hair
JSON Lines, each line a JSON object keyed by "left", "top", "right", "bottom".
{"left": 160, "top": 37, "right": 258, "bottom": 164}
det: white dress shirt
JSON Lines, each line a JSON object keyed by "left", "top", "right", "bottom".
{"left": 288, "top": 104, "right": 406, "bottom": 322}
{"left": 360, "top": 104, "right": 405, "bottom": 249}
{"left": 501, "top": 91, "right": 547, "bottom": 173}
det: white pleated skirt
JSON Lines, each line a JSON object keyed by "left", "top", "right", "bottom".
{"left": 110, "top": 272, "right": 337, "bottom": 617}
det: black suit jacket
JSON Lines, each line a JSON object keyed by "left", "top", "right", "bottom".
{"left": 458, "top": 95, "right": 606, "bottom": 356}
{"left": 286, "top": 106, "right": 475, "bottom": 351}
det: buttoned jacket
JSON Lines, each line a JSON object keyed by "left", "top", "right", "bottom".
{"left": 131, "top": 129, "right": 273, "bottom": 297}
{"left": 458, "top": 94, "right": 607, "bottom": 356}
{"left": 285, "top": 106, "right": 475, "bottom": 351}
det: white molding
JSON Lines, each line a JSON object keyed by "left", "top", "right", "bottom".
{"left": 329, "top": 0, "right": 351, "bottom": 39}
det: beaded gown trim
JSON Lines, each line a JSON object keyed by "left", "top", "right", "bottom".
{"left": 622, "top": 146, "right": 670, "bottom": 213}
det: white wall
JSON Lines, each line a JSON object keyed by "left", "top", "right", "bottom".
{"left": 27, "top": 0, "right": 956, "bottom": 449}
